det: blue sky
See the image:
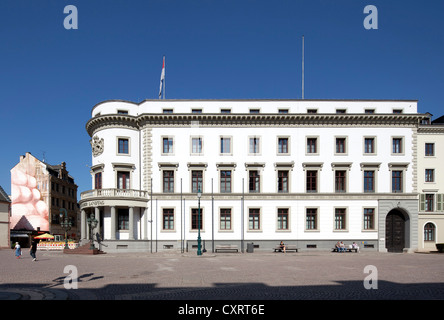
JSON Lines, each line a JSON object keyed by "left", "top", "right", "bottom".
{"left": 1, "top": 0, "right": 443, "bottom": 197}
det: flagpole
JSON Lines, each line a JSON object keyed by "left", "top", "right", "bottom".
{"left": 302, "top": 35, "right": 304, "bottom": 100}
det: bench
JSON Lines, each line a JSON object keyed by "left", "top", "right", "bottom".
{"left": 332, "top": 247, "right": 359, "bottom": 253}
{"left": 274, "top": 245, "right": 299, "bottom": 253}
{"left": 215, "top": 245, "right": 239, "bottom": 253}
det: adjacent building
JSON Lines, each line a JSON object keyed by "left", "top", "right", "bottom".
{"left": 79, "top": 99, "right": 432, "bottom": 252}
{"left": 417, "top": 115, "right": 444, "bottom": 251}
{"left": 0, "top": 186, "right": 11, "bottom": 248}
{"left": 10, "top": 152, "right": 79, "bottom": 244}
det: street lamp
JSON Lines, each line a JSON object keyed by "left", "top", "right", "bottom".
{"left": 87, "top": 213, "right": 98, "bottom": 250}
{"left": 59, "top": 208, "right": 72, "bottom": 250}
{"left": 197, "top": 188, "right": 202, "bottom": 256}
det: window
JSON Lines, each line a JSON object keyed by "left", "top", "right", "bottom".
{"left": 163, "top": 109, "right": 173, "bottom": 113}
{"left": 278, "top": 138, "right": 289, "bottom": 154}
{"left": 336, "top": 109, "right": 346, "bottom": 114}
{"left": 163, "top": 137, "right": 173, "bottom": 154}
{"left": 307, "top": 138, "right": 317, "bottom": 154}
{"left": 94, "top": 172, "right": 102, "bottom": 189}
{"left": 364, "top": 138, "right": 375, "bottom": 154}
{"left": 191, "top": 170, "right": 203, "bottom": 193}
{"left": 249, "top": 137, "right": 260, "bottom": 154}
{"left": 307, "top": 109, "right": 318, "bottom": 114}
{"left": 306, "top": 170, "right": 317, "bottom": 193}
{"left": 191, "top": 208, "right": 203, "bottom": 230}
{"left": 365, "top": 109, "right": 375, "bottom": 114}
{"left": 118, "top": 138, "right": 129, "bottom": 154}
{"left": 117, "top": 110, "right": 128, "bottom": 114}
{"left": 364, "top": 171, "right": 375, "bottom": 193}
{"left": 392, "top": 138, "right": 403, "bottom": 154}
{"left": 220, "top": 208, "right": 231, "bottom": 230}
{"left": 425, "top": 143, "right": 435, "bottom": 156}
{"left": 335, "top": 170, "right": 346, "bottom": 193}
{"left": 424, "top": 223, "right": 436, "bottom": 241}
{"left": 392, "top": 171, "right": 403, "bottom": 193}
{"left": 192, "top": 109, "right": 202, "bottom": 113}
{"left": 334, "top": 208, "right": 346, "bottom": 230}
{"left": 249, "top": 208, "right": 260, "bottom": 230}
{"left": 220, "top": 170, "right": 232, "bottom": 193}
{"left": 425, "top": 194, "right": 434, "bottom": 212}
{"left": 278, "top": 109, "right": 289, "bottom": 114}
{"left": 221, "top": 109, "right": 231, "bottom": 114}
{"left": 191, "top": 137, "right": 203, "bottom": 154}
{"left": 163, "top": 209, "right": 174, "bottom": 230}
{"left": 278, "top": 170, "right": 289, "bottom": 193}
{"left": 249, "top": 170, "right": 260, "bottom": 193}
{"left": 163, "top": 170, "right": 174, "bottom": 193}
{"left": 336, "top": 138, "right": 346, "bottom": 154}
{"left": 118, "top": 209, "right": 129, "bottom": 230}
{"left": 117, "top": 171, "right": 130, "bottom": 189}
{"left": 363, "top": 208, "right": 375, "bottom": 230}
{"left": 393, "top": 109, "right": 403, "bottom": 114}
{"left": 277, "top": 208, "right": 289, "bottom": 230}
{"left": 306, "top": 208, "right": 317, "bottom": 230}
{"left": 220, "top": 137, "right": 232, "bottom": 154}
{"left": 249, "top": 109, "right": 260, "bottom": 114}
{"left": 425, "top": 169, "right": 435, "bottom": 182}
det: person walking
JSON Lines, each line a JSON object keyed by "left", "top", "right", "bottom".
{"left": 30, "top": 239, "right": 38, "bottom": 261}
{"left": 14, "top": 242, "right": 22, "bottom": 259}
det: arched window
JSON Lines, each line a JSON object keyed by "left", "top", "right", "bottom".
{"left": 424, "top": 223, "right": 436, "bottom": 242}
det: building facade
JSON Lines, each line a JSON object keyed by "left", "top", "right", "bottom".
{"left": 79, "top": 99, "right": 431, "bottom": 253}
{"left": 417, "top": 117, "right": 444, "bottom": 251}
{"left": 0, "top": 186, "right": 11, "bottom": 248}
{"left": 10, "top": 152, "right": 79, "bottom": 243}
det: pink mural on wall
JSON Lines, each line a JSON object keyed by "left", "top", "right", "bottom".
{"left": 11, "top": 155, "right": 49, "bottom": 231}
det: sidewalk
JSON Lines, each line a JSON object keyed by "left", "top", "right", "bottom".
{"left": 1, "top": 249, "right": 444, "bottom": 300}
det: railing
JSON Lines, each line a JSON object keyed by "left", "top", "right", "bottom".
{"left": 80, "top": 188, "right": 149, "bottom": 200}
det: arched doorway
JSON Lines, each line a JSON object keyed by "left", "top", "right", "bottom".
{"left": 385, "top": 209, "right": 407, "bottom": 252}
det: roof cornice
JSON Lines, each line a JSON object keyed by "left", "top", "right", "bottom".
{"left": 86, "top": 113, "right": 428, "bottom": 137}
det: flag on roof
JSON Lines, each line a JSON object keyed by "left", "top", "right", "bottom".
{"left": 159, "top": 56, "right": 165, "bottom": 99}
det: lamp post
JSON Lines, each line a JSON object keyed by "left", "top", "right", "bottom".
{"left": 197, "top": 188, "right": 202, "bottom": 256}
{"left": 59, "top": 208, "right": 72, "bottom": 250}
{"left": 87, "top": 213, "right": 98, "bottom": 250}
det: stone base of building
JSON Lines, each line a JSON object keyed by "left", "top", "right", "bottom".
{"left": 80, "top": 239, "right": 382, "bottom": 253}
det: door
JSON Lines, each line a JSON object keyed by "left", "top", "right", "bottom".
{"left": 386, "top": 210, "right": 406, "bottom": 253}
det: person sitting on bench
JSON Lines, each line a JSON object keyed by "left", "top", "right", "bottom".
{"left": 279, "top": 241, "right": 286, "bottom": 253}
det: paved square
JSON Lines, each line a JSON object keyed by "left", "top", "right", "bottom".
{"left": 1, "top": 249, "right": 444, "bottom": 300}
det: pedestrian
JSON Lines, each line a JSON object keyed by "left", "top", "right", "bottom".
{"left": 30, "top": 239, "right": 38, "bottom": 261}
{"left": 14, "top": 242, "right": 22, "bottom": 259}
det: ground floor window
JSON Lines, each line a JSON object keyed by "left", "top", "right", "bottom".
{"left": 363, "top": 208, "right": 375, "bottom": 230}
{"left": 220, "top": 208, "right": 231, "bottom": 230}
{"left": 191, "top": 208, "right": 203, "bottom": 230}
{"left": 118, "top": 209, "right": 129, "bottom": 230}
{"left": 424, "top": 223, "right": 435, "bottom": 242}
{"left": 306, "top": 208, "right": 317, "bottom": 230}
{"left": 277, "top": 208, "right": 289, "bottom": 230}
{"left": 163, "top": 208, "right": 174, "bottom": 230}
{"left": 249, "top": 208, "right": 260, "bottom": 230}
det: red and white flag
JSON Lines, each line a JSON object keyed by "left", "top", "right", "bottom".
{"left": 159, "top": 56, "right": 165, "bottom": 99}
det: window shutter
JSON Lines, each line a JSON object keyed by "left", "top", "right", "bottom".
{"left": 420, "top": 194, "right": 426, "bottom": 212}
{"left": 437, "top": 194, "right": 444, "bottom": 212}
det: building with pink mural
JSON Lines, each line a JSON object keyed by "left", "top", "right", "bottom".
{"left": 10, "top": 152, "right": 79, "bottom": 246}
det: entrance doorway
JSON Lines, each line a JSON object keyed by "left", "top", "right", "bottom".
{"left": 385, "top": 209, "right": 406, "bottom": 252}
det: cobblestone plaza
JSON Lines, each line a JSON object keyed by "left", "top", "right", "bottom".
{"left": 1, "top": 249, "right": 444, "bottom": 302}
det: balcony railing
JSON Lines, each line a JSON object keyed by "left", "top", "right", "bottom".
{"left": 80, "top": 188, "right": 149, "bottom": 200}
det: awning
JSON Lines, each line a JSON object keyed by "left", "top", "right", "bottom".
{"left": 10, "top": 234, "right": 29, "bottom": 238}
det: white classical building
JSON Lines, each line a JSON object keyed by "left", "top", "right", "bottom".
{"left": 79, "top": 99, "right": 429, "bottom": 252}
